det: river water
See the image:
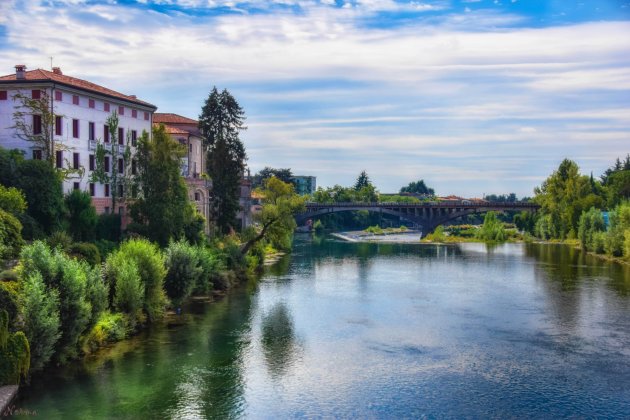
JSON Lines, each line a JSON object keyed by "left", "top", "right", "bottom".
{"left": 13, "top": 237, "right": 630, "bottom": 418}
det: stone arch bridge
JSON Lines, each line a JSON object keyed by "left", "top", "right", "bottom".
{"left": 295, "top": 201, "right": 539, "bottom": 233}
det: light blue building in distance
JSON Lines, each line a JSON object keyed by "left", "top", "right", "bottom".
{"left": 291, "top": 176, "right": 317, "bottom": 196}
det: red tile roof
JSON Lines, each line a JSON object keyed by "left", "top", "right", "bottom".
{"left": 154, "top": 123, "right": 191, "bottom": 135}
{"left": 153, "top": 113, "right": 198, "bottom": 124}
{"left": 0, "top": 68, "right": 156, "bottom": 109}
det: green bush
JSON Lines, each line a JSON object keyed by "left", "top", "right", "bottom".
{"left": 70, "top": 242, "right": 101, "bottom": 266}
{"left": 85, "top": 265, "right": 109, "bottom": 328}
{"left": 425, "top": 225, "right": 446, "bottom": 242}
{"left": 0, "top": 270, "right": 18, "bottom": 281}
{"left": 312, "top": 219, "right": 324, "bottom": 233}
{"left": 164, "top": 240, "right": 202, "bottom": 306}
{"left": 624, "top": 230, "right": 630, "bottom": 260}
{"left": 82, "top": 311, "right": 128, "bottom": 354}
{"left": 19, "top": 272, "right": 60, "bottom": 371}
{"left": 592, "top": 231, "right": 607, "bottom": 254}
{"left": 578, "top": 207, "right": 606, "bottom": 251}
{"left": 365, "top": 225, "right": 384, "bottom": 235}
{"left": 476, "top": 212, "right": 507, "bottom": 242}
{"left": 65, "top": 190, "right": 98, "bottom": 242}
{"left": 96, "top": 214, "right": 121, "bottom": 242}
{"left": 47, "top": 230, "right": 72, "bottom": 252}
{"left": 109, "top": 257, "right": 144, "bottom": 320}
{"left": 0, "top": 281, "right": 19, "bottom": 324}
{"left": 0, "top": 209, "right": 24, "bottom": 260}
{"left": 94, "top": 239, "right": 117, "bottom": 259}
{"left": 0, "top": 310, "right": 30, "bottom": 386}
{"left": 194, "top": 246, "right": 223, "bottom": 295}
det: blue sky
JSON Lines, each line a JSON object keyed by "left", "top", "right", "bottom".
{"left": 1, "top": 0, "right": 629, "bottom": 197}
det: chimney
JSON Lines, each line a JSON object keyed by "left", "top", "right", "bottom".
{"left": 15, "top": 64, "right": 26, "bottom": 80}
{"left": 52, "top": 67, "right": 62, "bottom": 75}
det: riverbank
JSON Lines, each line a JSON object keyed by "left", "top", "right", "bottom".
{"left": 332, "top": 229, "right": 423, "bottom": 243}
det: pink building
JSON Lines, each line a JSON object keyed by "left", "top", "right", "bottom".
{"left": 0, "top": 64, "right": 156, "bottom": 223}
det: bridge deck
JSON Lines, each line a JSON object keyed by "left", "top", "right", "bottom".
{"left": 303, "top": 201, "right": 539, "bottom": 210}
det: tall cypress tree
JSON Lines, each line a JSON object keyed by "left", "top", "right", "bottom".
{"left": 199, "top": 87, "right": 247, "bottom": 233}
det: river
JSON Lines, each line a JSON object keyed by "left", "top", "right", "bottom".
{"left": 12, "top": 237, "right": 630, "bottom": 418}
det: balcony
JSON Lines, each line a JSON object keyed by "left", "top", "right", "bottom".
{"left": 88, "top": 140, "right": 97, "bottom": 151}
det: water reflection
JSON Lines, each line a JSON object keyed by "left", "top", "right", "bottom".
{"left": 260, "top": 303, "right": 301, "bottom": 378}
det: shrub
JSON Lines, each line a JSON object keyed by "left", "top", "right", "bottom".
{"left": 365, "top": 225, "right": 384, "bottom": 235}
{"left": 0, "top": 185, "right": 26, "bottom": 216}
{"left": 164, "top": 240, "right": 202, "bottom": 306}
{"left": 624, "top": 229, "right": 630, "bottom": 260}
{"left": 70, "top": 242, "right": 101, "bottom": 266}
{"left": 0, "top": 270, "right": 18, "bottom": 281}
{"left": 116, "top": 239, "right": 167, "bottom": 322}
{"left": 19, "top": 272, "right": 60, "bottom": 371}
{"left": 194, "top": 246, "right": 222, "bottom": 295}
{"left": 96, "top": 214, "right": 121, "bottom": 242}
{"left": 47, "top": 230, "right": 72, "bottom": 252}
{"left": 0, "top": 281, "right": 19, "bottom": 324}
{"left": 425, "top": 225, "right": 446, "bottom": 242}
{"left": 110, "top": 258, "right": 144, "bottom": 319}
{"left": 578, "top": 208, "right": 606, "bottom": 251}
{"left": 313, "top": 219, "right": 324, "bottom": 233}
{"left": 94, "top": 239, "right": 117, "bottom": 259}
{"left": 82, "top": 312, "right": 128, "bottom": 354}
{"left": 65, "top": 190, "right": 98, "bottom": 242}
{"left": 0, "top": 209, "right": 24, "bottom": 260}
{"left": 592, "top": 231, "right": 607, "bottom": 254}
{"left": 475, "top": 212, "right": 507, "bottom": 242}
{"left": 0, "top": 310, "right": 30, "bottom": 386}
{"left": 85, "top": 265, "right": 108, "bottom": 328}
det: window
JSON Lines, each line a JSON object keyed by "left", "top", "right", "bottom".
{"left": 33, "top": 150, "right": 42, "bottom": 160}
{"left": 194, "top": 192, "right": 200, "bottom": 201}
{"left": 131, "top": 159, "right": 137, "bottom": 175}
{"left": 131, "top": 130, "right": 137, "bottom": 146}
{"left": 73, "top": 152, "right": 80, "bottom": 170}
{"left": 117, "top": 185, "right": 124, "bottom": 198}
{"left": 104, "top": 156, "right": 110, "bottom": 172}
{"left": 118, "top": 158, "right": 124, "bottom": 174}
{"left": 89, "top": 99, "right": 95, "bottom": 108}
{"left": 73, "top": 95, "right": 79, "bottom": 105}
{"left": 0, "top": 91, "right": 7, "bottom": 100}
{"left": 33, "top": 115, "right": 42, "bottom": 135}
{"left": 89, "top": 183, "right": 95, "bottom": 197}
{"left": 144, "top": 112, "right": 149, "bottom": 121}
{"left": 118, "top": 106, "right": 124, "bottom": 115}
{"left": 104, "top": 102, "right": 110, "bottom": 112}
{"left": 118, "top": 127, "right": 124, "bottom": 145}
{"left": 72, "top": 119, "right": 79, "bottom": 138}
{"left": 132, "top": 109, "right": 137, "bottom": 118}
{"left": 55, "top": 116, "right": 62, "bottom": 136}
{"left": 104, "top": 184, "right": 110, "bottom": 197}
{"left": 189, "top": 143, "right": 192, "bottom": 152}
{"left": 56, "top": 150, "right": 63, "bottom": 169}
{"left": 89, "top": 122, "right": 95, "bottom": 141}
{"left": 89, "top": 154, "right": 95, "bottom": 171}
{"left": 104, "top": 207, "right": 110, "bottom": 214}
{"left": 54, "top": 91, "right": 62, "bottom": 101}
{"left": 73, "top": 182, "right": 80, "bottom": 190}
{"left": 104, "top": 125, "right": 110, "bottom": 143}
{"left": 32, "top": 90, "right": 41, "bottom": 99}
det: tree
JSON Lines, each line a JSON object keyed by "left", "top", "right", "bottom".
{"left": 253, "top": 167, "right": 293, "bottom": 188}
{"left": 578, "top": 207, "right": 605, "bottom": 251}
{"left": 354, "top": 170, "right": 371, "bottom": 191}
{"left": 90, "top": 112, "right": 133, "bottom": 211}
{"left": 130, "top": 125, "right": 202, "bottom": 246}
{"left": 400, "top": 180, "right": 435, "bottom": 195}
{"left": 0, "top": 185, "right": 26, "bottom": 259}
{"left": 199, "top": 87, "right": 247, "bottom": 234}
{"left": 533, "top": 159, "right": 604, "bottom": 239}
{"left": 65, "top": 190, "right": 97, "bottom": 242}
{"left": 240, "top": 177, "right": 306, "bottom": 255}
{"left": 14, "top": 159, "right": 66, "bottom": 236}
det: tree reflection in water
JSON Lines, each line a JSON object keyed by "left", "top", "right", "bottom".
{"left": 261, "top": 303, "right": 301, "bottom": 378}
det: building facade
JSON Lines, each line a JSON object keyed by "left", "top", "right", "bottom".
{"left": 291, "top": 175, "right": 317, "bottom": 195}
{"left": 0, "top": 65, "right": 156, "bottom": 222}
{"left": 154, "top": 113, "right": 252, "bottom": 231}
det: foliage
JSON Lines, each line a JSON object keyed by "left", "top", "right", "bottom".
{"left": 591, "top": 231, "right": 607, "bottom": 254}
{"left": 399, "top": 179, "right": 435, "bottom": 195}
{"left": 533, "top": 159, "right": 603, "bottom": 240}
{"left": 354, "top": 170, "right": 371, "bottom": 191}
{"left": 312, "top": 219, "right": 325, "bottom": 233}
{"left": 164, "top": 240, "right": 202, "bottom": 305}
{"left": 109, "top": 257, "right": 144, "bottom": 320}
{"left": 14, "top": 159, "right": 66, "bottom": 235}
{"left": 364, "top": 225, "right": 384, "bottom": 235}
{"left": 311, "top": 175, "right": 379, "bottom": 204}
{"left": 0, "top": 147, "right": 24, "bottom": 187}
{"left": 70, "top": 242, "right": 102, "bottom": 266}
{"left": 380, "top": 194, "right": 422, "bottom": 204}
{"left": 0, "top": 209, "right": 24, "bottom": 260}
{"left": 19, "top": 271, "right": 60, "bottom": 371}
{"left": 47, "top": 230, "right": 72, "bottom": 252}
{"left": 475, "top": 212, "right": 507, "bottom": 242}
{"left": 241, "top": 177, "right": 306, "bottom": 255}
{"left": 199, "top": 87, "right": 247, "bottom": 234}
{"left": 253, "top": 167, "right": 293, "bottom": 188}
{"left": 11, "top": 91, "right": 56, "bottom": 165}
{"left": 130, "top": 126, "right": 200, "bottom": 246}
{"left": 194, "top": 246, "right": 223, "bottom": 294}
{"left": 600, "top": 154, "right": 630, "bottom": 185}
{"left": 84, "top": 265, "right": 108, "bottom": 327}
{"left": 65, "top": 190, "right": 98, "bottom": 242}
{"left": 513, "top": 210, "right": 536, "bottom": 234}
{"left": 577, "top": 207, "right": 606, "bottom": 251}
{"left": 82, "top": 312, "right": 128, "bottom": 354}
{"left": 604, "top": 202, "right": 630, "bottom": 257}
{"left": 94, "top": 239, "right": 117, "bottom": 259}
{"left": 484, "top": 193, "right": 518, "bottom": 203}
{"left": 0, "top": 184, "right": 27, "bottom": 216}
{"left": 425, "top": 225, "right": 446, "bottom": 242}
{"left": 0, "top": 310, "right": 30, "bottom": 386}
{"left": 0, "top": 281, "right": 19, "bottom": 325}
{"left": 106, "top": 239, "right": 167, "bottom": 322}
{"left": 605, "top": 170, "right": 630, "bottom": 207}
{"left": 96, "top": 214, "right": 122, "bottom": 242}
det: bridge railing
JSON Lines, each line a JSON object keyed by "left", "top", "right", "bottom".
{"left": 303, "top": 201, "right": 539, "bottom": 209}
